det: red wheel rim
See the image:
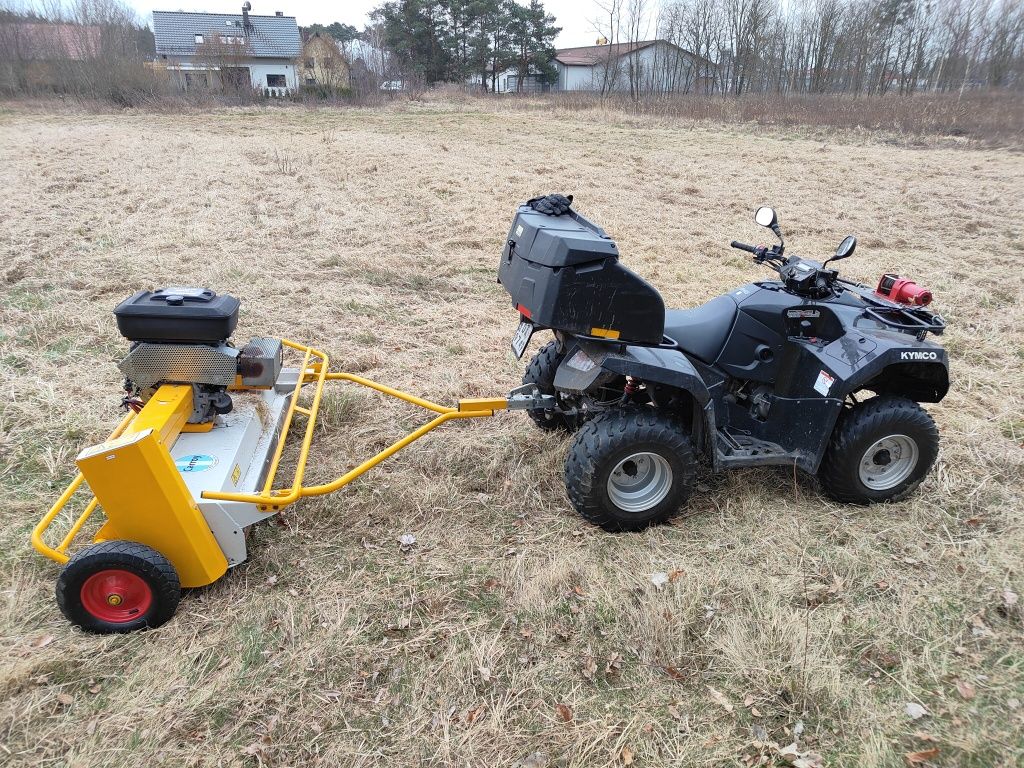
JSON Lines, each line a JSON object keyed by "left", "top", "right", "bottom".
{"left": 80, "top": 569, "right": 153, "bottom": 623}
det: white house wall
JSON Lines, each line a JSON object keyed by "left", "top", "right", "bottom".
{"left": 247, "top": 60, "right": 298, "bottom": 92}
{"left": 161, "top": 55, "right": 297, "bottom": 94}
{"left": 556, "top": 43, "right": 706, "bottom": 94}
{"left": 556, "top": 63, "right": 597, "bottom": 91}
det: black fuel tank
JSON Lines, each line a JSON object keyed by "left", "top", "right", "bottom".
{"left": 114, "top": 287, "right": 240, "bottom": 344}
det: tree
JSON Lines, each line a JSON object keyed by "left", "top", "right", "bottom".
{"left": 509, "top": 0, "right": 560, "bottom": 90}
{"left": 303, "top": 22, "right": 360, "bottom": 44}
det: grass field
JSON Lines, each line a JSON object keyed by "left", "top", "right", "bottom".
{"left": 1, "top": 102, "right": 1022, "bottom": 767}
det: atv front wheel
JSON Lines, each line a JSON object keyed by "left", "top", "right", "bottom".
{"left": 818, "top": 396, "right": 939, "bottom": 504}
{"left": 522, "top": 341, "right": 583, "bottom": 432}
{"left": 565, "top": 408, "right": 696, "bottom": 531}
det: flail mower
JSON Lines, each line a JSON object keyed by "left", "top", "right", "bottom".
{"left": 33, "top": 287, "right": 551, "bottom": 633}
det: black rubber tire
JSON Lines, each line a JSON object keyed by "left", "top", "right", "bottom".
{"left": 818, "top": 396, "right": 939, "bottom": 505}
{"left": 522, "top": 341, "right": 584, "bottom": 432}
{"left": 565, "top": 408, "right": 697, "bottom": 532}
{"left": 56, "top": 541, "right": 181, "bottom": 634}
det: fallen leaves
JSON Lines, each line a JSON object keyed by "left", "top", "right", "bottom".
{"left": 555, "top": 702, "right": 573, "bottom": 722}
{"left": 905, "top": 702, "right": 928, "bottom": 720}
{"left": 517, "top": 752, "right": 548, "bottom": 768}
{"left": 581, "top": 654, "right": 598, "bottom": 682}
{"left": 619, "top": 745, "right": 634, "bottom": 765}
{"left": 955, "top": 679, "right": 976, "bottom": 700}
{"left": 398, "top": 533, "right": 417, "bottom": 552}
{"left": 708, "top": 686, "right": 734, "bottom": 713}
{"left": 745, "top": 737, "right": 823, "bottom": 768}
{"left": 605, "top": 652, "right": 623, "bottom": 676}
{"left": 804, "top": 574, "right": 844, "bottom": 607}
{"left": 904, "top": 747, "right": 940, "bottom": 765}
{"left": 662, "top": 665, "right": 686, "bottom": 682}
{"left": 650, "top": 569, "right": 684, "bottom": 589}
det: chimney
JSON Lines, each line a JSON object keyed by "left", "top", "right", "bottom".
{"left": 275, "top": 10, "right": 283, "bottom": 16}
{"left": 241, "top": 1, "right": 251, "bottom": 30}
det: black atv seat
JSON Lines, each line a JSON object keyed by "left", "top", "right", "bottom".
{"left": 664, "top": 295, "right": 738, "bottom": 364}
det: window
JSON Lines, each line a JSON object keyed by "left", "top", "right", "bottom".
{"left": 305, "top": 58, "right": 314, "bottom": 69}
{"left": 194, "top": 34, "right": 204, "bottom": 44}
{"left": 184, "top": 72, "right": 208, "bottom": 88}
{"left": 266, "top": 74, "right": 287, "bottom": 88}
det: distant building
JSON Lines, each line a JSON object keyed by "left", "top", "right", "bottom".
{"left": 466, "top": 70, "right": 551, "bottom": 94}
{"left": 554, "top": 40, "right": 717, "bottom": 94}
{"left": 300, "top": 32, "right": 349, "bottom": 90}
{"left": 0, "top": 22, "right": 102, "bottom": 89}
{"left": 152, "top": 4, "right": 301, "bottom": 95}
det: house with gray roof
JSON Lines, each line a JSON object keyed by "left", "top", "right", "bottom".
{"left": 152, "top": 3, "right": 301, "bottom": 95}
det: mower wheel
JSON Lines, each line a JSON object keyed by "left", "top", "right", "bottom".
{"left": 565, "top": 408, "right": 696, "bottom": 531}
{"left": 56, "top": 541, "right": 181, "bottom": 634}
{"left": 522, "top": 341, "right": 584, "bottom": 432}
{"left": 818, "top": 396, "right": 939, "bottom": 504}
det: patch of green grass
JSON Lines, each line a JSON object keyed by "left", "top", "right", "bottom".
{"left": 1, "top": 285, "right": 53, "bottom": 311}
{"left": 1000, "top": 419, "right": 1024, "bottom": 442}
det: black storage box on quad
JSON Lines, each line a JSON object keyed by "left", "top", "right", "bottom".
{"left": 498, "top": 204, "right": 665, "bottom": 344}
{"left": 114, "top": 287, "right": 240, "bottom": 344}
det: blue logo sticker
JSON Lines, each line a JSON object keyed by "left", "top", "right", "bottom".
{"left": 175, "top": 454, "right": 218, "bottom": 473}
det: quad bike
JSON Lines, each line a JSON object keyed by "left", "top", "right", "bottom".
{"left": 499, "top": 196, "right": 948, "bottom": 531}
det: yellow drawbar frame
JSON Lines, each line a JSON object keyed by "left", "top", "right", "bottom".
{"left": 32, "top": 338, "right": 507, "bottom": 569}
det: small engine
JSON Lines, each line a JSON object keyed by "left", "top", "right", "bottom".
{"left": 113, "top": 287, "right": 283, "bottom": 424}
{"left": 875, "top": 273, "right": 933, "bottom": 307}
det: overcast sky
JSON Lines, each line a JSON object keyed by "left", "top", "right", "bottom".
{"left": 126, "top": 0, "right": 611, "bottom": 48}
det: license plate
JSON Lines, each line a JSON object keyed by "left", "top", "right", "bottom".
{"left": 510, "top": 320, "right": 533, "bottom": 359}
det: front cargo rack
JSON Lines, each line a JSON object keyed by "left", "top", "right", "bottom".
{"left": 863, "top": 305, "right": 945, "bottom": 337}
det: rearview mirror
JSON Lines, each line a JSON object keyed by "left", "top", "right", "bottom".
{"left": 755, "top": 206, "right": 777, "bottom": 228}
{"left": 834, "top": 235, "right": 856, "bottom": 260}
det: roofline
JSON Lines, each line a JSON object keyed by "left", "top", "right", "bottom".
{"left": 555, "top": 39, "right": 661, "bottom": 55}
{"left": 152, "top": 10, "right": 296, "bottom": 19}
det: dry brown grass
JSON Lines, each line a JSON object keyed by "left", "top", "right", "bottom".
{"left": 0, "top": 102, "right": 1022, "bottom": 767}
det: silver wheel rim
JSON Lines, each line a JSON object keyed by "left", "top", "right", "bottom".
{"left": 606, "top": 452, "right": 673, "bottom": 512}
{"left": 858, "top": 434, "right": 919, "bottom": 491}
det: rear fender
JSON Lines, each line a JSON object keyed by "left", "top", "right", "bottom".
{"left": 553, "top": 340, "right": 711, "bottom": 406}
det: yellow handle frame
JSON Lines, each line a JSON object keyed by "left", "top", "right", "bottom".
{"left": 32, "top": 338, "right": 506, "bottom": 564}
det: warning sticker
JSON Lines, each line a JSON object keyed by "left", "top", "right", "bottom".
{"left": 231, "top": 463, "right": 241, "bottom": 486}
{"left": 175, "top": 454, "right": 218, "bottom": 473}
{"left": 813, "top": 370, "right": 835, "bottom": 396}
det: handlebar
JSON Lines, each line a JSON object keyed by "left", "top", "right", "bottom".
{"left": 730, "top": 240, "right": 759, "bottom": 254}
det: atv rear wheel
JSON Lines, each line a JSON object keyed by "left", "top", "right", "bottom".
{"left": 522, "top": 341, "right": 583, "bottom": 432}
{"left": 565, "top": 408, "right": 696, "bottom": 531}
{"left": 818, "top": 396, "right": 939, "bottom": 504}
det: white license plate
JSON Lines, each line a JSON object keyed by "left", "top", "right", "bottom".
{"left": 510, "top": 320, "right": 534, "bottom": 359}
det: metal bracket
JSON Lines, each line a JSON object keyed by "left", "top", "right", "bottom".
{"left": 506, "top": 384, "right": 559, "bottom": 411}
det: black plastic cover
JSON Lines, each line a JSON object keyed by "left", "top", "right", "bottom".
{"left": 114, "top": 287, "right": 240, "bottom": 344}
{"left": 498, "top": 204, "right": 665, "bottom": 344}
